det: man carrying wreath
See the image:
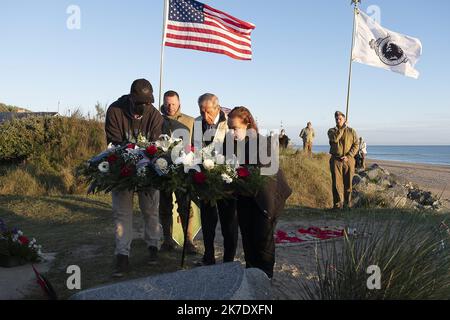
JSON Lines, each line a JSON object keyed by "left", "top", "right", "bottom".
{"left": 105, "top": 79, "right": 164, "bottom": 278}
{"left": 193, "top": 93, "right": 238, "bottom": 266}
{"left": 159, "top": 90, "right": 198, "bottom": 254}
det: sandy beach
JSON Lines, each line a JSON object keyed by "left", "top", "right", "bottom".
{"left": 367, "top": 159, "right": 450, "bottom": 209}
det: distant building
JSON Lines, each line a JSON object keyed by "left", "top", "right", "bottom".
{"left": 0, "top": 112, "right": 59, "bottom": 125}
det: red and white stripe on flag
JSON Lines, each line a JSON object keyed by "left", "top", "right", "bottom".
{"left": 165, "top": 0, "right": 255, "bottom": 60}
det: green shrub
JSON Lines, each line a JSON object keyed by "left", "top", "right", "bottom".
{"left": 0, "top": 117, "right": 46, "bottom": 161}
{"left": 0, "top": 114, "right": 106, "bottom": 195}
{"left": 0, "top": 103, "right": 30, "bottom": 112}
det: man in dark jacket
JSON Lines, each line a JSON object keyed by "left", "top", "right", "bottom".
{"left": 279, "top": 129, "right": 290, "bottom": 149}
{"left": 105, "top": 79, "right": 164, "bottom": 278}
{"left": 194, "top": 93, "right": 238, "bottom": 266}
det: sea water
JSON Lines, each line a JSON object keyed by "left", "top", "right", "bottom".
{"left": 311, "top": 145, "right": 450, "bottom": 166}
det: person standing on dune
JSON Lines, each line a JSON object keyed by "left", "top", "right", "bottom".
{"left": 328, "top": 111, "right": 359, "bottom": 210}
{"left": 300, "top": 122, "right": 315, "bottom": 156}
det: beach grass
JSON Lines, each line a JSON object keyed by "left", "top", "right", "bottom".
{"left": 280, "top": 149, "right": 333, "bottom": 209}
{"left": 299, "top": 212, "right": 450, "bottom": 300}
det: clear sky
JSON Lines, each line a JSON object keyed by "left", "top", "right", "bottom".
{"left": 1, "top": 0, "right": 449, "bottom": 145}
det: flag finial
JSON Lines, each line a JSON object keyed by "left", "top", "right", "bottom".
{"left": 351, "top": 0, "right": 361, "bottom": 7}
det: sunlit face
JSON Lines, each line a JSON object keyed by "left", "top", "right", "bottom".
{"left": 228, "top": 116, "right": 248, "bottom": 141}
{"left": 335, "top": 115, "right": 346, "bottom": 128}
{"left": 164, "top": 95, "right": 180, "bottom": 117}
{"left": 200, "top": 99, "right": 220, "bottom": 125}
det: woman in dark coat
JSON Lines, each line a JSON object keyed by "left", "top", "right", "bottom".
{"left": 225, "top": 107, "right": 292, "bottom": 279}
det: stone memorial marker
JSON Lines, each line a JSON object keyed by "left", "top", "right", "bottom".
{"left": 70, "top": 262, "right": 272, "bottom": 300}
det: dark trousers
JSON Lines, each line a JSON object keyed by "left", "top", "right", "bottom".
{"left": 200, "top": 199, "right": 238, "bottom": 263}
{"left": 160, "top": 191, "right": 193, "bottom": 242}
{"left": 237, "top": 197, "right": 276, "bottom": 279}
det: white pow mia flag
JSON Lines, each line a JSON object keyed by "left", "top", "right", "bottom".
{"left": 352, "top": 11, "right": 422, "bottom": 79}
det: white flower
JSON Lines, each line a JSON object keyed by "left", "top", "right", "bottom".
{"left": 226, "top": 155, "right": 240, "bottom": 169}
{"left": 107, "top": 143, "right": 119, "bottom": 150}
{"left": 137, "top": 166, "right": 147, "bottom": 178}
{"left": 17, "top": 230, "right": 23, "bottom": 236}
{"left": 175, "top": 152, "right": 202, "bottom": 173}
{"left": 156, "top": 135, "right": 182, "bottom": 152}
{"left": 203, "top": 159, "right": 215, "bottom": 171}
{"left": 215, "top": 154, "right": 226, "bottom": 165}
{"left": 126, "top": 147, "right": 140, "bottom": 154}
{"left": 221, "top": 173, "right": 233, "bottom": 184}
{"left": 155, "top": 158, "right": 169, "bottom": 172}
{"left": 98, "top": 162, "right": 110, "bottom": 173}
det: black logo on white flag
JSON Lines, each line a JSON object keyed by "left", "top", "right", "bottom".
{"left": 370, "top": 35, "right": 409, "bottom": 66}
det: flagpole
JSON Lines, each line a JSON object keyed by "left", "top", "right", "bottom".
{"left": 158, "top": 0, "right": 169, "bottom": 112}
{"left": 345, "top": 0, "right": 360, "bottom": 121}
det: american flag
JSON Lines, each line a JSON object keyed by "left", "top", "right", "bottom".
{"left": 165, "top": 0, "right": 255, "bottom": 60}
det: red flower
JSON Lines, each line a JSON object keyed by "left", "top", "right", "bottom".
{"left": 120, "top": 166, "right": 134, "bottom": 177}
{"left": 18, "top": 236, "right": 30, "bottom": 245}
{"left": 126, "top": 143, "right": 136, "bottom": 150}
{"left": 193, "top": 172, "right": 207, "bottom": 185}
{"left": 237, "top": 167, "right": 251, "bottom": 179}
{"left": 107, "top": 154, "right": 119, "bottom": 164}
{"left": 186, "top": 145, "right": 195, "bottom": 153}
{"left": 146, "top": 145, "right": 158, "bottom": 156}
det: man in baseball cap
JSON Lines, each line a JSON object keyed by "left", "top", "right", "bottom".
{"left": 105, "top": 79, "right": 163, "bottom": 277}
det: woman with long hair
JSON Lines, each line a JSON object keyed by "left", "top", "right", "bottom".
{"left": 226, "top": 107, "right": 292, "bottom": 279}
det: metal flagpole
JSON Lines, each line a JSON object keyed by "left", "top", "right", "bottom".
{"left": 180, "top": 195, "right": 191, "bottom": 268}
{"left": 158, "top": 0, "right": 170, "bottom": 112}
{"left": 345, "top": 0, "right": 360, "bottom": 121}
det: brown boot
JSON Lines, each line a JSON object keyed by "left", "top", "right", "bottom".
{"left": 112, "top": 254, "right": 129, "bottom": 278}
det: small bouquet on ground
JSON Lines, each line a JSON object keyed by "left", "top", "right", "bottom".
{"left": 0, "top": 219, "right": 43, "bottom": 267}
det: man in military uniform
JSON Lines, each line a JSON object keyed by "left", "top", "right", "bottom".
{"left": 328, "top": 111, "right": 359, "bottom": 209}
{"left": 300, "top": 122, "right": 315, "bottom": 156}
